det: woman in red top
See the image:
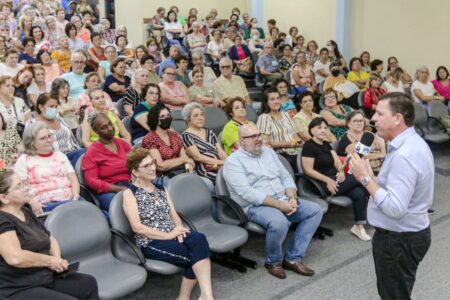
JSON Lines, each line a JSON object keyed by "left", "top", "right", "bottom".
{"left": 363, "top": 73, "right": 385, "bottom": 118}
{"left": 87, "top": 33, "right": 105, "bottom": 71}
{"left": 141, "top": 103, "right": 194, "bottom": 187}
{"left": 81, "top": 112, "right": 131, "bottom": 211}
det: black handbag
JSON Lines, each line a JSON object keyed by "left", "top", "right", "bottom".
{"left": 12, "top": 102, "right": 25, "bottom": 137}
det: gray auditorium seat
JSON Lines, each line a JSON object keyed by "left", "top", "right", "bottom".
{"left": 357, "top": 91, "right": 365, "bottom": 109}
{"left": 414, "top": 102, "right": 449, "bottom": 143}
{"left": 116, "top": 98, "right": 126, "bottom": 118}
{"left": 45, "top": 201, "right": 147, "bottom": 300}
{"left": 75, "top": 126, "right": 83, "bottom": 146}
{"left": 168, "top": 173, "right": 255, "bottom": 272}
{"left": 296, "top": 149, "right": 353, "bottom": 207}
{"left": 245, "top": 104, "right": 258, "bottom": 123}
{"left": 171, "top": 110, "right": 187, "bottom": 133}
{"left": 75, "top": 154, "right": 100, "bottom": 207}
{"left": 109, "top": 192, "right": 183, "bottom": 275}
{"left": 204, "top": 107, "right": 229, "bottom": 136}
{"left": 427, "top": 100, "right": 450, "bottom": 133}
{"left": 122, "top": 116, "right": 132, "bottom": 135}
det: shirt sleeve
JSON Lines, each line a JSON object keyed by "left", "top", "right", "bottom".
{"left": 13, "top": 154, "right": 28, "bottom": 181}
{"left": 336, "top": 134, "right": 351, "bottom": 156}
{"left": 0, "top": 218, "right": 15, "bottom": 235}
{"left": 301, "top": 141, "right": 316, "bottom": 158}
{"left": 81, "top": 149, "right": 110, "bottom": 194}
{"left": 181, "top": 132, "right": 194, "bottom": 148}
{"left": 373, "top": 154, "right": 417, "bottom": 219}
{"left": 256, "top": 114, "right": 272, "bottom": 135}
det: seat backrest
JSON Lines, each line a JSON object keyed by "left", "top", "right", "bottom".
{"left": 75, "top": 153, "right": 86, "bottom": 185}
{"left": 116, "top": 98, "right": 126, "bottom": 118}
{"left": 319, "top": 80, "right": 325, "bottom": 94}
{"left": 319, "top": 96, "right": 325, "bottom": 109}
{"left": 296, "top": 149, "right": 305, "bottom": 174}
{"left": 214, "top": 168, "right": 241, "bottom": 226}
{"left": 45, "top": 201, "right": 112, "bottom": 262}
{"left": 357, "top": 91, "right": 365, "bottom": 108}
{"left": 277, "top": 154, "right": 295, "bottom": 179}
{"left": 122, "top": 116, "right": 132, "bottom": 135}
{"left": 171, "top": 119, "right": 187, "bottom": 133}
{"left": 215, "top": 167, "right": 230, "bottom": 197}
{"left": 414, "top": 102, "right": 428, "bottom": 128}
{"left": 427, "top": 100, "right": 447, "bottom": 119}
{"left": 109, "top": 191, "right": 142, "bottom": 265}
{"left": 76, "top": 126, "right": 83, "bottom": 146}
{"left": 204, "top": 107, "right": 229, "bottom": 136}
{"left": 168, "top": 173, "right": 214, "bottom": 225}
{"left": 283, "top": 70, "right": 291, "bottom": 83}
{"left": 245, "top": 104, "right": 258, "bottom": 123}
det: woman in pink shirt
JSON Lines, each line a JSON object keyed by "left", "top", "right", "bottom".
{"left": 432, "top": 66, "right": 450, "bottom": 101}
{"left": 81, "top": 112, "right": 131, "bottom": 211}
{"left": 13, "top": 121, "right": 80, "bottom": 215}
{"left": 36, "top": 50, "right": 61, "bottom": 81}
{"left": 158, "top": 65, "right": 190, "bottom": 110}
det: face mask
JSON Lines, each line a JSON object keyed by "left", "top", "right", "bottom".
{"left": 251, "top": 23, "right": 258, "bottom": 29}
{"left": 252, "top": 35, "right": 259, "bottom": 41}
{"left": 44, "top": 107, "right": 59, "bottom": 119}
{"left": 327, "top": 46, "right": 333, "bottom": 51}
{"left": 159, "top": 117, "right": 172, "bottom": 130}
{"left": 148, "top": 45, "right": 157, "bottom": 52}
{"left": 331, "top": 69, "right": 340, "bottom": 77}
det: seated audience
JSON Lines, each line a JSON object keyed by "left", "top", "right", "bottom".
{"left": 186, "top": 21, "right": 207, "bottom": 55}
{"left": 363, "top": 73, "right": 385, "bottom": 117}
{"left": 257, "top": 88, "right": 303, "bottom": 171}
{"left": 431, "top": 66, "right": 450, "bottom": 101}
{"left": 175, "top": 55, "right": 191, "bottom": 88}
{"left": 164, "top": 10, "right": 187, "bottom": 56}
{"left": 189, "top": 52, "right": 216, "bottom": 88}
{"left": 123, "top": 148, "right": 213, "bottom": 300}
{"left": 347, "top": 57, "right": 369, "bottom": 91}
{"left": 86, "top": 32, "right": 105, "bottom": 71}
{"left": 256, "top": 42, "right": 283, "bottom": 83}
{"left": 320, "top": 89, "right": 353, "bottom": 140}
{"left": 228, "top": 35, "right": 252, "bottom": 75}
{"left": 140, "top": 54, "right": 161, "bottom": 84}
{"left": 82, "top": 112, "right": 132, "bottom": 211}
{"left": 381, "top": 67, "right": 404, "bottom": 93}
{"left": 387, "top": 56, "right": 413, "bottom": 87}
{"left": 65, "top": 22, "right": 84, "bottom": 52}
{"left": 221, "top": 97, "right": 254, "bottom": 154}
{"left": 77, "top": 72, "right": 115, "bottom": 114}
{"left": 323, "top": 62, "right": 346, "bottom": 91}
{"left": 27, "top": 65, "right": 51, "bottom": 108}
{"left": 411, "top": 65, "right": 445, "bottom": 107}
{"left": 51, "top": 78, "right": 78, "bottom": 130}
{"left": 131, "top": 83, "right": 160, "bottom": 144}
{"left": 223, "top": 123, "right": 323, "bottom": 279}
{"left": 0, "top": 49, "right": 25, "bottom": 77}
{"left": 14, "top": 121, "right": 80, "bottom": 213}
{"left": 81, "top": 87, "right": 131, "bottom": 148}
{"left": 313, "top": 48, "right": 331, "bottom": 87}
{"left": 51, "top": 35, "right": 71, "bottom": 72}
{"left": 0, "top": 75, "right": 31, "bottom": 134}
{"left": 189, "top": 68, "right": 224, "bottom": 107}
{"left": 213, "top": 57, "right": 251, "bottom": 104}
{"left": 141, "top": 103, "right": 194, "bottom": 187}
{"left": 98, "top": 45, "right": 117, "bottom": 81}
{"left": 360, "top": 51, "right": 371, "bottom": 73}
{"left": 301, "top": 117, "right": 370, "bottom": 241}
{"left": 159, "top": 65, "right": 190, "bottom": 110}
{"left": 305, "top": 40, "right": 319, "bottom": 66}
{"left": 337, "top": 111, "right": 386, "bottom": 174}
{"left": 326, "top": 40, "right": 347, "bottom": 72}
{"left": 0, "top": 112, "right": 21, "bottom": 166}
{"left": 247, "top": 29, "right": 264, "bottom": 54}
{"left": 370, "top": 59, "right": 384, "bottom": 76}
{"left": 103, "top": 57, "right": 130, "bottom": 103}
{"left": 61, "top": 52, "right": 87, "bottom": 99}
{"left": 274, "top": 78, "right": 296, "bottom": 118}
{"left": 278, "top": 44, "right": 296, "bottom": 74}
{"left": 36, "top": 49, "right": 61, "bottom": 82}
{"left": 12, "top": 68, "right": 33, "bottom": 109}
{"left": 181, "top": 102, "right": 227, "bottom": 189}
{"left": 123, "top": 68, "right": 149, "bottom": 116}
{"left": 293, "top": 91, "right": 336, "bottom": 142}
{"left": 116, "top": 35, "right": 134, "bottom": 59}
{"left": 207, "top": 29, "right": 226, "bottom": 64}
{"left": 19, "top": 37, "right": 38, "bottom": 65}
{"left": 147, "top": 37, "right": 165, "bottom": 66}
{"left": 244, "top": 18, "right": 265, "bottom": 40}
{"left": 291, "top": 51, "right": 316, "bottom": 94}
{"left": 0, "top": 168, "right": 99, "bottom": 299}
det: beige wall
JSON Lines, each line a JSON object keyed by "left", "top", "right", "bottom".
{"left": 263, "top": 0, "right": 336, "bottom": 48}
{"left": 115, "top": 0, "right": 250, "bottom": 46}
{"left": 351, "top": 0, "right": 450, "bottom": 77}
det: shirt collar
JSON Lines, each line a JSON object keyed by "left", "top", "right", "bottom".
{"left": 387, "top": 127, "right": 415, "bottom": 153}
{"left": 236, "top": 146, "right": 264, "bottom": 158}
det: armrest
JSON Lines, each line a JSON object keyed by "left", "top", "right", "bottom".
{"left": 299, "top": 174, "right": 328, "bottom": 198}
{"left": 110, "top": 228, "right": 146, "bottom": 266}
{"left": 177, "top": 213, "right": 197, "bottom": 231}
{"left": 212, "top": 195, "right": 248, "bottom": 226}
{"left": 428, "top": 116, "right": 447, "bottom": 131}
{"left": 79, "top": 185, "right": 100, "bottom": 207}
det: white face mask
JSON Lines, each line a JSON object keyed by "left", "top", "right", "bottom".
{"left": 252, "top": 35, "right": 259, "bottom": 41}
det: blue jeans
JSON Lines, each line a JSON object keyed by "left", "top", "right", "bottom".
{"left": 246, "top": 199, "right": 323, "bottom": 265}
{"left": 97, "top": 181, "right": 131, "bottom": 211}
{"left": 66, "top": 148, "right": 87, "bottom": 168}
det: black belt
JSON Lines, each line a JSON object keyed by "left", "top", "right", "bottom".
{"left": 374, "top": 226, "right": 430, "bottom": 235}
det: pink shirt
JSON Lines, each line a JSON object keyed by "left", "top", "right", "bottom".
{"left": 432, "top": 80, "right": 450, "bottom": 99}
{"left": 159, "top": 81, "right": 188, "bottom": 110}
{"left": 14, "top": 152, "right": 74, "bottom": 204}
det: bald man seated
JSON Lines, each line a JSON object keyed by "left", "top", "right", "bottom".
{"left": 223, "top": 124, "right": 323, "bottom": 279}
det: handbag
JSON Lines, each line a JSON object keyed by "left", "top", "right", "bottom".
{"left": 12, "top": 102, "right": 25, "bottom": 137}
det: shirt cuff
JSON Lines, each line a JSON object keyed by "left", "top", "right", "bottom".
{"left": 373, "top": 187, "right": 389, "bottom": 207}
{"left": 253, "top": 190, "right": 267, "bottom": 206}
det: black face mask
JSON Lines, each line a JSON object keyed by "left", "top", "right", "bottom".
{"left": 159, "top": 117, "right": 172, "bottom": 130}
{"left": 331, "top": 69, "right": 340, "bottom": 77}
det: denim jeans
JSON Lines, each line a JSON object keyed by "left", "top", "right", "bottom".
{"left": 97, "top": 181, "right": 131, "bottom": 211}
{"left": 66, "top": 148, "right": 87, "bottom": 168}
{"left": 246, "top": 199, "right": 323, "bottom": 265}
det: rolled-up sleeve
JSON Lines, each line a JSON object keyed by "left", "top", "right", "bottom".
{"left": 373, "top": 155, "right": 416, "bottom": 219}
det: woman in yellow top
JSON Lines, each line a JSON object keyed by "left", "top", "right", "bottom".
{"left": 51, "top": 36, "right": 71, "bottom": 72}
{"left": 81, "top": 87, "right": 131, "bottom": 147}
{"left": 347, "top": 57, "right": 369, "bottom": 91}
{"left": 221, "top": 97, "right": 253, "bottom": 154}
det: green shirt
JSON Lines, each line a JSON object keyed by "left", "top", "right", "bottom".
{"left": 221, "top": 119, "right": 254, "bottom": 155}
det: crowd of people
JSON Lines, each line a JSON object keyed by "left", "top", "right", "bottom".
{"left": 0, "top": 1, "right": 446, "bottom": 299}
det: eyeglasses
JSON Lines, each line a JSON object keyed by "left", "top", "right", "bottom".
{"left": 138, "top": 160, "right": 156, "bottom": 170}
{"left": 148, "top": 91, "right": 160, "bottom": 96}
{"left": 241, "top": 133, "right": 261, "bottom": 140}
{"left": 351, "top": 119, "right": 365, "bottom": 123}
{"left": 277, "top": 85, "right": 288, "bottom": 89}
{"left": 165, "top": 72, "right": 175, "bottom": 76}
{"left": 324, "top": 95, "right": 336, "bottom": 100}
{"left": 7, "top": 180, "right": 28, "bottom": 194}
{"left": 72, "top": 60, "right": 85, "bottom": 64}
{"left": 220, "top": 65, "right": 232, "bottom": 69}
{"left": 38, "top": 133, "right": 53, "bottom": 142}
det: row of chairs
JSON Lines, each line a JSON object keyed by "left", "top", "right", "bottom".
{"left": 414, "top": 101, "right": 450, "bottom": 144}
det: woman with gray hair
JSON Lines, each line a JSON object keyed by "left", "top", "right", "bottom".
{"left": 411, "top": 65, "right": 445, "bottom": 107}
{"left": 181, "top": 102, "right": 227, "bottom": 187}
{"left": 122, "top": 68, "right": 150, "bottom": 116}
{"left": 13, "top": 121, "right": 80, "bottom": 215}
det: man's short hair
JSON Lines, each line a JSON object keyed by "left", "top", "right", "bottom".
{"left": 378, "top": 92, "right": 415, "bottom": 127}
{"left": 370, "top": 59, "right": 383, "bottom": 71}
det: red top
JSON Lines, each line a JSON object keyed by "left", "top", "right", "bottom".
{"left": 82, "top": 138, "right": 131, "bottom": 194}
{"left": 364, "top": 87, "right": 386, "bottom": 110}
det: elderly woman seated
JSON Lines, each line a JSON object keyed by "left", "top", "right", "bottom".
{"left": 141, "top": 103, "right": 195, "bottom": 187}
{"left": 123, "top": 148, "right": 213, "bottom": 300}
{"left": 0, "top": 169, "right": 99, "bottom": 299}
{"left": 411, "top": 65, "right": 445, "bottom": 108}
{"left": 221, "top": 97, "right": 254, "bottom": 155}
{"left": 13, "top": 122, "right": 81, "bottom": 214}
{"left": 181, "top": 102, "right": 228, "bottom": 191}
{"left": 82, "top": 112, "right": 132, "bottom": 211}
{"left": 131, "top": 83, "right": 161, "bottom": 145}
{"left": 320, "top": 89, "right": 353, "bottom": 141}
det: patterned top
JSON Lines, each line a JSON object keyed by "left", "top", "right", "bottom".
{"left": 130, "top": 184, "right": 175, "bottom": 247}
{"left": 278, "top": 57, "right": 296, "bottom": 73}
{"left": 257, "top": 112, "right": 300, "bottom": 156}
{"left": 0, "top": 97, "right": 30, "bottom": 129}
{"left": 0, "top": 127, "right": 21, "bottom": 165}
{"left": 182, "top": 129, "right": 219, "bottom": 182}
{"left": 123, "top": 86, "right": 142, "bottom": 110}
{"left": 323, "top": 104, "right": 352, "bottom": 140}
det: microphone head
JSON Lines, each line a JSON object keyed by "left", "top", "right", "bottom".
{"left": 355, "top": 132, "right": 375, "bottom": 156}
{"left": 360, "top": 132, "right": 375, "bottom": 146}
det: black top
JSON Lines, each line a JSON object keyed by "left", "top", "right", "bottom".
{"left": 302, "top": 139, "right": 337, "bottom": 178}
{"left": 103, "top": 74, "right": 131, "bottom": 102}
{"left": 0, "top": 206, "right": 54, "bottom": 298}
{"left": 336, "top": 133, "right": 352, "bottom": 156}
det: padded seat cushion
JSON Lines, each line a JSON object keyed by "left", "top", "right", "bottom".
{"left": 144, "top": 259, "right": 183, "bottom": 275}
{"left": 196, "top": 223, "right": 249, "bottom": 253}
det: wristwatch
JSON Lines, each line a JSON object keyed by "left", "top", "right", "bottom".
{"left": 361, "top": 176, "right": 372, "bottom": 186}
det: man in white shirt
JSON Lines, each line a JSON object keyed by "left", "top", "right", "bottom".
{"left": 313, "top": 48, "right": 331, "bottom": 87}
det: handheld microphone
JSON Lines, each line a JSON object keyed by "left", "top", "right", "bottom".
{"left": 354, "top": 132, "right": 375, "bottom": 157}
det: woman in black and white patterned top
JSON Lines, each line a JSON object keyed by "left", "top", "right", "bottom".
{"left": 123, "top": 148, "right": 213, "bottom": 300}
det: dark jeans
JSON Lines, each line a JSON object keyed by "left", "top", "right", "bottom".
{"left": 141, "top": 231, "right": 210, "bottom": 279}
{"left": 66, "top": 148, "right": 87, "bottom": 168}
{"left": 10, "top": 273, "right": 99, "bottom": 300}
{"left": 372, "top": 227, "right": 431, "bottom": 300}
{"left": 320, "top": 174, "right": 368, "bottom": 224}
{"left": 97, "top": 181, "right": 131, "bottom": 211}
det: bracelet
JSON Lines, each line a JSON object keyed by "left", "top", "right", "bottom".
{"left": 72, "top": 194, "right": 80, "bottom": 200}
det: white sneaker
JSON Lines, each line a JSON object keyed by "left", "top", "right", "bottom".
{"left": 351, "top": 225, "right": 372, "bottom": 241}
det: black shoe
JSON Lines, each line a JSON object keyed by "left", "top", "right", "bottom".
{"left": 428, "top": 208, "right": 435, "bottom": 215}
